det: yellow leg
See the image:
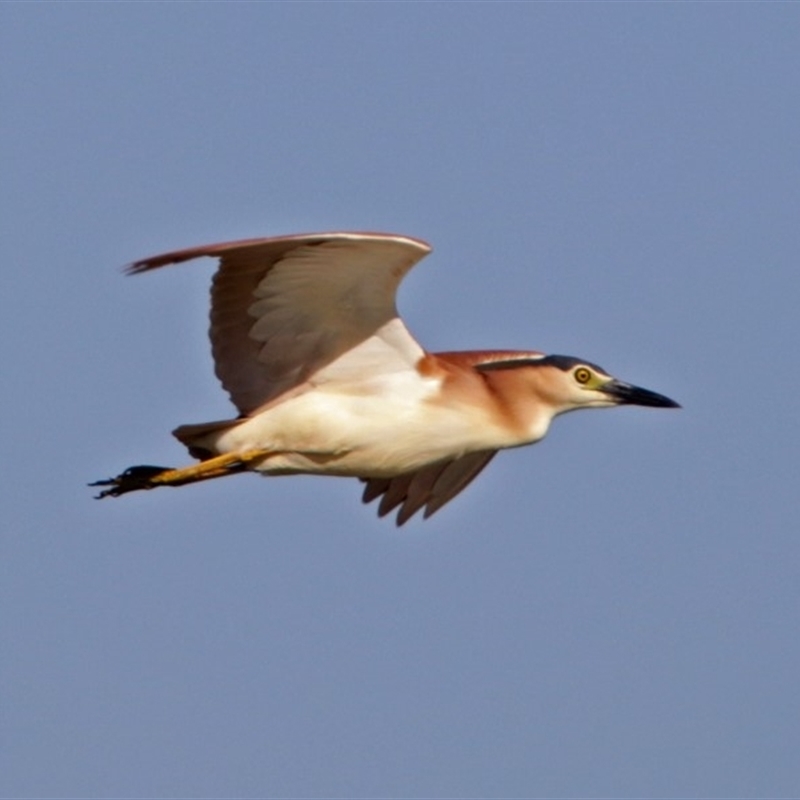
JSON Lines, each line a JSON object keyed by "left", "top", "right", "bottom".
{"left": 91, "top": 449, "right": 272, "bottom": 499}
{"left": 149, "top": 450, "right": 270, "bottom": 487}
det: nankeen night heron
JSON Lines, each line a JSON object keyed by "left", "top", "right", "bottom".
{"left": 92, "top": 232, "right": 679, "bottom": 524}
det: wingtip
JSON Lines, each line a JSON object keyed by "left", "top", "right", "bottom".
{"left": 123, "top": 260, "right": 147, "bottom": 276}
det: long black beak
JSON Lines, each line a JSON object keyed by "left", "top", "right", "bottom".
{"left": 600, "top": 379, "right": 681, "bottom": 408}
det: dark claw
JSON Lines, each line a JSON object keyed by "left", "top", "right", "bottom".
{"left": 90, "top": 465, "right": 172, "bottom": 499}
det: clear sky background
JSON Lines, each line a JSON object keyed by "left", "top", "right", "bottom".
{"left": 2, "top": 3, "right": 799, "bottom": 798}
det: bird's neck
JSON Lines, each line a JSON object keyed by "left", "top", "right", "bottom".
{"left": 418, "top": 353, "right": 558, "bottom": 446}
{"left": 480, "top": 368, "right": 558, "bottom": 444}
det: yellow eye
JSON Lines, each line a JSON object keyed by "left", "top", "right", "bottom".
{"left": 574, "top": 367, "right": 592, "bottom": 384}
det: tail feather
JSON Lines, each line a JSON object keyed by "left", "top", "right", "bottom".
{"left": 172, "top": 419, "right": 242, "bottom": 460}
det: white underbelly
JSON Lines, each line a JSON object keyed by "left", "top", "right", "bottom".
{"left": 210, "top": 378, "right": 509, "bottom": 477}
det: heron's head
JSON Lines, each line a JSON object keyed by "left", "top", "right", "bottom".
{"left": 478, "top": 353, "right": 680, "bottom": 419}
{"left": 521, "top": 354, "right": 680, "bottom": 414}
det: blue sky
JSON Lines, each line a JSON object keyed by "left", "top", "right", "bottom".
{"left": 2, "top": 3, "right": 799, "bottom": 798}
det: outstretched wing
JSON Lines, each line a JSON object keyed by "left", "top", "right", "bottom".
{"left": 360, "top": 450, "right": 498, "bottom": 526}
{"left": 128, "top": 232, "right": 432, "bottom": 413}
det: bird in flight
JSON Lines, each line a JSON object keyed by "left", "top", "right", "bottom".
{"left": 92, "top": 232, "right": 679, "bottom": 524}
